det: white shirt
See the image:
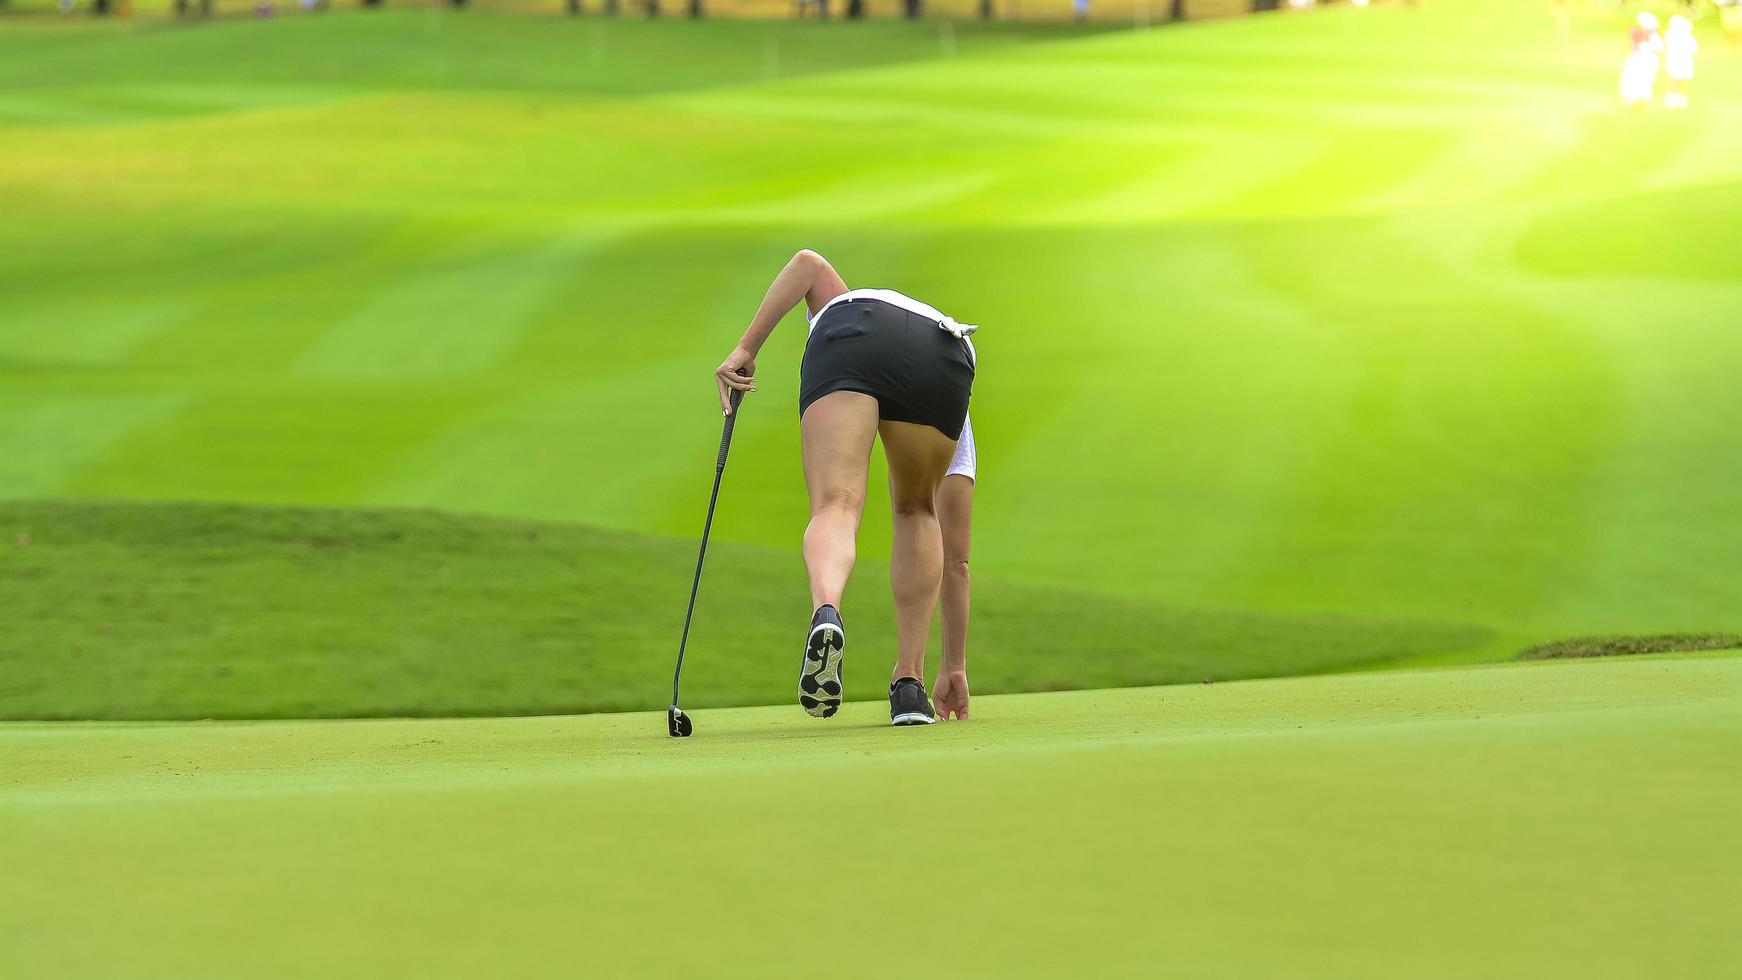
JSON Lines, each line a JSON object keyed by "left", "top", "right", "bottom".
{"left": 809, "top": 288, "right": 977, "bottom": 477}
{"left": 1665, "top": 29, "right": 1698, "bottom": 75}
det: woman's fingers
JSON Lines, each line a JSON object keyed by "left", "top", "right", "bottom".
{"left": 715, "top": 363, "right": 756, "bottom": 414}
{"left": 937, "top": 692, "right": 967, "bottom": 720}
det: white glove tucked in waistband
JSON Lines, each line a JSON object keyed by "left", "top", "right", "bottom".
{"left": 939, "top": 317, "right": 978, "bottom": 339}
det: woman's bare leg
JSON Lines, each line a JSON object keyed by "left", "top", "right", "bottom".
{"left": 879, "top": 420, "right": 958, "bottom": 682}
{"left": 934, "top": 474, "right": 974, "bottom": 719}
{"left": 800, "top": 391, "right": 880, "bottom": 612}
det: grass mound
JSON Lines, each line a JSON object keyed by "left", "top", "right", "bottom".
{"left": 0, "top": 498, "right": 1488, "bottom": 720}
{"left": 5, "top": 655, "right": 1738, "bottom": 978}
{"left": 1518, "top": 633, "right": 1742, "bottom": 661}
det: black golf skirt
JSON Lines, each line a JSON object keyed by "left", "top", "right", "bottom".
{"left": 798, "top": 298, "right": 975, "bottom": 440}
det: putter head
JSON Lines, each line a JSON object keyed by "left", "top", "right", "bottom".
{"left": 667, "top": 705, "right": 693, "bottom": 738}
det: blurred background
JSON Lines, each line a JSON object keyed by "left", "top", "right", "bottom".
{"left": 4, "top": 0, "right": 1253, "bottom": 22}
{"left": 3, "top": 0, "right": 1739, "bottom": 719}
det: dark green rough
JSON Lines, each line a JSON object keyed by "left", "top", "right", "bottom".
{"left": 0, "top": 499, "right": 1489, "bottom": 719}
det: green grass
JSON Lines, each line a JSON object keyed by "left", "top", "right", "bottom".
{"left": 4, "top": 4, "right": 1740, "bottom": 709}
{"left": 5, "top": 654, "right": 1739, "bottom": 978}
{"left": 0, "top": 15, "right": 1091, "bottom": 105}
{"left": 6, "top": 8, "right": 1739, "bottom": 974}
{"left": 0, "top": 498, "right": 1486, "bottom": 718}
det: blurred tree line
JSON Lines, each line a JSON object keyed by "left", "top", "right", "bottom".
{"left": 67, "top": 0, "right": 1254, "bottom": 22}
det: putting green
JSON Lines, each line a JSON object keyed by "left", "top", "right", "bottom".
{"left": 4, "top": 2, "right": 1741, "bottom": 691}
{"left": 5, "top": 654, "right": 1739, "bottom": 978}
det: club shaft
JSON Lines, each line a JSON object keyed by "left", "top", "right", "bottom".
{"left": 671, "top": 395, "right": 741, "bottom": 706}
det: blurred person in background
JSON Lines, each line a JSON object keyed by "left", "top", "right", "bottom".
{"left": 1619, "top": 11, "right": 1663, "bottom": 108}
{"left": 1663, "top": 14, "right": 1698, "bottom": 108}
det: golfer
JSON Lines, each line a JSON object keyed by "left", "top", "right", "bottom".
{"left": 715, "top": 250, "right": 976, "bottom": 726}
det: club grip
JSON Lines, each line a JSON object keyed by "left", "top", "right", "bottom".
{"left": 717, "top": 370, "right": 747, "bottom": 471}
{"left": 716, "top": 411, "right": 736, "bottom": 471}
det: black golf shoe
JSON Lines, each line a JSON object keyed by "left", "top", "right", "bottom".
{"left": 888, "top": 677, "right": 937, "bottom": 726}
{"left": 798, "top": 604, "right": 845, "bottom": 718}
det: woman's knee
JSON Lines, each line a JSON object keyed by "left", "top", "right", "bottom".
{"left": 891, "top": 493, "right": 937, "bottom": 520}
{"left": 811, "top": 486, "right": 864, "bottom": 517}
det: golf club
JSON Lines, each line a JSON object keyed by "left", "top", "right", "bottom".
{"left": 668, "top": 373, "right": 747, "bottom": 737}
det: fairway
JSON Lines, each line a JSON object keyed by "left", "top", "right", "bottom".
{"left": 5, "top": 655, "right": 1740, "bottom": 977}
{"left": 4, "top": 1, "right": 1741, "bottom": 690}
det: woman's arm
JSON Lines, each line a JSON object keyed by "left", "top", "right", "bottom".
{"left": 934, "top": 472, "right": 973, "bottom": 720}
{"left": 715, "top": 250, "right": 848, "bottom": 414}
